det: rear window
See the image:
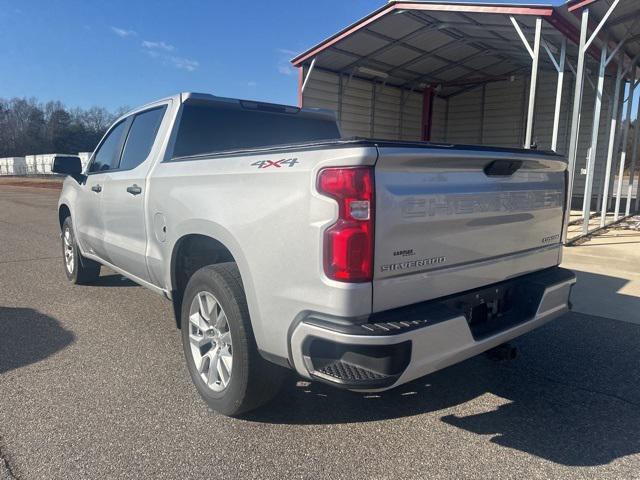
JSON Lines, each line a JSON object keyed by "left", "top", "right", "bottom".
{"left": 171, "top": 103, "right": 340, "bottom": 158}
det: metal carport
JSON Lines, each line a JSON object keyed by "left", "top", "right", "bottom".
{"left": 557, "top": 0, "right": 640, "bottom": 240}
{"left": 291, "top": 0, "right": 640, "bottom": 243}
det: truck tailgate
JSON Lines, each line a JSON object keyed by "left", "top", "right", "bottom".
{"left": 373, "top": 146, "right": 566, "bottom": 311}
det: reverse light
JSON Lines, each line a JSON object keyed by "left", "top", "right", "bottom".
{"left": 317, "top": 167, "right": 374, "bottom": 282}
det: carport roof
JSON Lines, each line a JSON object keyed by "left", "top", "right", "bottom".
{"left": 561, "top": 0, "right": 640, "bottom": 65}
{"left": 291, "top": 0, "right": 637, "bottom": 97}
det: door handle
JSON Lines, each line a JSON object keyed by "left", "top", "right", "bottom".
{"left": 126, "top": 184, "right": 142, "bottom": 196}
{"left": 91, "top": 184, "right": 102, "bottom": 193}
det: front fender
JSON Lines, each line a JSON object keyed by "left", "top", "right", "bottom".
{"left": 57, "top": 178, "right": 85, "bottom": 252}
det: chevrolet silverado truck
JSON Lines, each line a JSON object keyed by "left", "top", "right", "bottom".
{"left": 53, "top": 92, "right": 576, "bottom": 416}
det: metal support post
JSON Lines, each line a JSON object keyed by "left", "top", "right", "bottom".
{"left": 542, "top": 37, "right": 567, "bottom": 152}
{"left": 581, "top": 34, "right": 608, "bottom": 235}
{"left": 563, "top": 8, "right": 589, "bottom": 242}
{"left": 510, "top": 16, "right": 541, "bottom": 149}
{"left": 609, "top": 85, "right": 626, "bottom": 209}
{"left": 552, "top": 38, "right": 566, "bottom": 152}
{"left": 615, "top": 75, "right": 637, "bottom": 220}
{"left": 526, "top": 18, "right": 542, "bottom": 149}
{"left": 584, "top": 0, "right": 621, "bottom": 50}
{"left": 625, "top": 91, "right": 640, "bottom": 216}
{"left": 637, "top": 165, "right": 640, "bottom": 212}
{"left": 300, "top": 57, "right": 317, "bottom": 95}
{"left": 600, "top": 60, "right": 624, "bottom": 226}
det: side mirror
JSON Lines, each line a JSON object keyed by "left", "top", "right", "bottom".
{"left": 52, "top": 155, "right": 82, "bottom": 175}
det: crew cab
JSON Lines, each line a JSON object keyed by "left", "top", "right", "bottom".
{"left": 54, "top": 92, "right": 575, "bottom": 416}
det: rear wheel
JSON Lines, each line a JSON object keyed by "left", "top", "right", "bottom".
{"left": 181, "top": 263, "right": 284, "bottom": 416}
{"left": 61, "top": 216, "right": 101, "bottom": 284}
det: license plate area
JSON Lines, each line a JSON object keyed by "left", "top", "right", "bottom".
{"left": 442, "top": 279, "right": 544, "bottom": 340}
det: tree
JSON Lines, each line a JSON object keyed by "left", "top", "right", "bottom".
{"left": 0, "top": 97, "right": 124, "bottom": 157}
{"left": 46, "top": 107, "right": 72, "bottom": 152}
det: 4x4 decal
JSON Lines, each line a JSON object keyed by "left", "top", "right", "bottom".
{"left": 251, "top": 158, "right": 299, "bottom": 169}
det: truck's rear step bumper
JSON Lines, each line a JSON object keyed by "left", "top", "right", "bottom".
{"left": 289, "top": 267, "right": 576, "bottom": 390}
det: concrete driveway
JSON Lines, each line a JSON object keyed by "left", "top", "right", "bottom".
{"left": 1, "top": 185, "right": 639, "bottom": 479}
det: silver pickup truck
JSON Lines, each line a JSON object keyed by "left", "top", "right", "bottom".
{"left": 53, "top": 92, "right": 576, "bottom": 416}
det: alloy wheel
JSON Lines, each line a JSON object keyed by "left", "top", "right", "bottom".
{"left": 63, "top": 227, "right": 74, "bottom": 273}
{"left": 188, "top": 291, "right": 233, "bottom": 392}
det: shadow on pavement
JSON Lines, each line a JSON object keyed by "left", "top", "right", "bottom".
{"left": 247, "top": 311, "right": 640, "bottom": 467}
{"left": 0, "top": 306, "right": 74, "bottom": 374}
{"left": 92, "top": 274, "right": 138, "bottom": 288}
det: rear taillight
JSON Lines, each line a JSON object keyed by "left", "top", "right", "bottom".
{"left": 317, "top": 167, "right": 374, "bottom": 282}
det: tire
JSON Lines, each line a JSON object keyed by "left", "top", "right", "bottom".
{"left": 181, "top": 262, "right": 284, "bottom": 416}
{"left": 61, "top": 216, "right": 101, "bottom": 285}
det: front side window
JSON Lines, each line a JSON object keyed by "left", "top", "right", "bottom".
{"left": 89, "top": 120, "right": 128, "bottom": 173}
{"left": 118, "top": 106, "right": 167, "bottom": 171}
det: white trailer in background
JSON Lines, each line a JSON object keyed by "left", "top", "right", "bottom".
{"left": 0, "top": 157, "right": 27, "bottom": 175}
{"left": 24, "top": 155, "right": 38, "bottom": 175}
{"left": 0, "top": 153, "right": 90, "bottom": 176}
{"left": 35, "top": 154, "right": 53, "bottom": 175}
{"left": 23, "top": 154, "right": 74, "bottom": 175}
{"left": 292, "top": 0, "right": 640, "bottom": 243}
{"left": 11, "top": 157, "right": 28, "bottom": 175}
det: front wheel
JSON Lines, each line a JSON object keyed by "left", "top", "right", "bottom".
{"left": 181, "top": 263, "right": 284, "bottom": 416}
{"left": 61, "top": 216, "right": 101, "bottom": 284}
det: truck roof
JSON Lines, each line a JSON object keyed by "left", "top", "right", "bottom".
{"left": 117, "top": 92, "right": 337, "bottom": 124}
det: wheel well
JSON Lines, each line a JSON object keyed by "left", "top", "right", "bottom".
{"left": 171, "top": 234, "right": 235, "bottom": 328}
{"left": 58, "top": 204, "right": 71, "bottom": 229}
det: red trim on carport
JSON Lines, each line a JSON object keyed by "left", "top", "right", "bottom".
{"left": 421, "top": 87, "right": 435, "bottom": 142}
{"left": 566, "top": 0, "right": 602, "bottom": 13}
{"left": 291, "top": 3, "right": 395, "bottom": 67}
{"left": 394, "top": 2, "right": 553, "bottom": 16}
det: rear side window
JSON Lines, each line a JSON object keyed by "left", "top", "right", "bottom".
{"left": 89, "top": 120, "right": 128, "bottom": 173}
{"left": 172, "top": 103, "right": 340, "bottom": 158}
{"left": 119, "top": 106, "right": 167, "bottom": 171}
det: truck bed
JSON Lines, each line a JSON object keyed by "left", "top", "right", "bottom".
{"left": 169, "top": 137, "right": 564, "bottom": 162}
{"left": 169, "top": 136, "right": 567, "bottom": 312}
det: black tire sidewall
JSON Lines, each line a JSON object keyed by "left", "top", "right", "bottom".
{"left": 181, "top": 266, "right": 250, "bottom": 415}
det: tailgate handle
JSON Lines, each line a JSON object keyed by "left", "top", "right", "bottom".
{"left": 484, "top": 160, "right": 523, "bottom": 177}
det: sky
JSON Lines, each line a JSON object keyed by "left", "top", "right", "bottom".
{"left": 0, "top": 0, "right": 563, "bottom": 112}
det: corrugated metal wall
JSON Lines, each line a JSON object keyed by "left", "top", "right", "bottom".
{"left": 372, "top": 83, "right": 401, "bottom": 139}
{"left": 341, "top": 76, "right": 374, "bottom": 138}
{"left": 570, "top": 76, "right": 615, "bottom": 201}
{"left": 532, "top": 71, "right": 572, "bottom": 152}
{"left": 301, "top": 67, "right": 616, "bottom": 198}
{"left": 302, "top": 67, "right": 423, "bottom": 140}
{"left": 400, "top": 91, "right": 422, "bottom": 141}
{"left": 483, "top": 78, "right": 528, "bottom": 147}
{"left": 444, "top": 88, "right": 484, "bottom": 145}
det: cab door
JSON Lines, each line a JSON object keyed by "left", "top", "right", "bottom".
{"left": 100, "top": 105, "right": 168, "bottom": 283}
{"left": 74, "top": 119, "right": 129, "bottom": 259}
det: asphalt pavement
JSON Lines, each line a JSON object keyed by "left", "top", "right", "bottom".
{"left": 1, "top": 185, "right": 640, "bottom": 479}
